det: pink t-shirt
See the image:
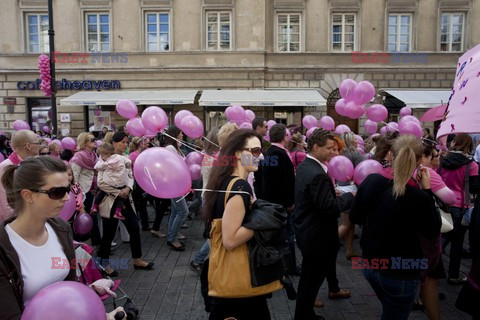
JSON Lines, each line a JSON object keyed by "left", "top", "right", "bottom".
{"left": 414, "top": 167, "right": 456, "bottom": 205}
{"left": 440, "top": 161, "right": 479, "bottom": 208}
{"left": 129, "top": 150, "right": 140, "bottom": 171}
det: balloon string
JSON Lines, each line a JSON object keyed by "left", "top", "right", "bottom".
{"left": 161, "top": 132, "right": 203, "bottom": 153}
{"left": 202, "top": 136, "right": 220, "bottom": 149}
{"left": 175, "top": 189, "right": 251, "bottom": 202}
{"left": 143, "top": 167, "right": 157, "bottom": 191}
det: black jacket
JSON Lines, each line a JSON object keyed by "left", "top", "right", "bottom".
{"left": 293, "top": 157, "right": 354, "bottom": 255}
{"left": 255, "top": 145, "right": 295, "bottom": 209}
{"left": 0, "top": 218, "right": 76, "bottom": 320}
{"left": 350, "top": 174, "right": 441, "bottom": 279}
{"left": 242, "top": 199, "right": 288, "bottom": 287}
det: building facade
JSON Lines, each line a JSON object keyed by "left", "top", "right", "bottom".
{"left": 0, "top": 0, "right": 478, "bottom": 136}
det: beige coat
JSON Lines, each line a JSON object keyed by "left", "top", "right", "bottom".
{"left": 71, "top": 162, "right": 95, "bottom": 194}
{"left": 97, "top": 155, "right": 136, "bottom": 219}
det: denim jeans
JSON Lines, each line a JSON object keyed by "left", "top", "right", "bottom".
{"left": 363, "top": 269, "right": 420, "bottom": 320}
{"left": 193, "top": 240, "right": 210, "bottom": 264}
{"left": 167, "top": 197, "right": 188, "bottom": 242}
{"left": 444, "top": 206, "right": 468, "bottom": 278}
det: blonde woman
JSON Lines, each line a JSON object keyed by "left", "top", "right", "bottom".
{"left": 350, "top": 135, "right": 441, "bottom": 320}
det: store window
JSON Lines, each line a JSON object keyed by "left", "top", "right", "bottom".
{"left": 28, "top": 98, "right": 52, "bottom": 134}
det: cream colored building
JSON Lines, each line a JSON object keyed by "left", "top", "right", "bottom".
{"left": 0, "top": 0, "right": 478, "bottom": 136}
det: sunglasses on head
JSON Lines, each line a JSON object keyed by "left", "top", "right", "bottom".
{"left": 243, "top": 147, "right": 262, "bottom": 157}
{"left": 29, "top": 186, "right": 70, "bottom": 200}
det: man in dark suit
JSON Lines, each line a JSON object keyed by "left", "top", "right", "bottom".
{"left": 255, "top": 123, "right": 299, "bottom": 274}
{"left": 293, "top": 129, "right": 355, "bottom": 320}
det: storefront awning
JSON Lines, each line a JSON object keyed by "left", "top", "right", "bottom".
{"left": 383, "top": 90, "right": 452, "bottom": 109}
{"left": 60, "top": 90, "right": 198, "bottom": 106}
{"left": 199, "top": 89, "right": 326, "bottom": 107}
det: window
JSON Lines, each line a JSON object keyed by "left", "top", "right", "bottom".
{"left": 206, "top": 12, "right": 231, "bottom": 50}
{"left": 146, "top": 13, "right": 170, "bottom": 51}
{"left": 86, "top": 13, "right": 110, "bottom": 52}
{"left": 26, "top": 14, "right": 49, "bottom": 53}
{"left": 332, "top": 14, "right": 355, "bottom": 51}
{"left": 277, "top": 13, "right": 301, "bottom": 52}
{"left": 440, "top": 13, "right": 464, "bottom": 51}
{"left": 387, "top": 14, "right": 411, "bottom": 52}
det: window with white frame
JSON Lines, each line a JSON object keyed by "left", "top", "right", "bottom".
{"left": 440, "top": 13, "right": 464, "bottom": 52}
{"left": 332, "top": 14, "right": 355, "bottom": 51}
{"left": 26, "top": 14, "right": 49, "bottom": 53}
{"left": 277, "top": 13, "right": 301, "bottom": 52}
{"left": 146, "top": 12, "right": 170, "bottom": 51}
{"left": 206, "top": 11, "right": 231, "bottom": 50}
{"left": 86, "top": 13, "right": 110, "bottom": 52}
{"left": 387, "top": 14, "right": 411, "bottom": 52}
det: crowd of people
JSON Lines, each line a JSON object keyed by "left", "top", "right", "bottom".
{"left": 0, "top": 117, "right": 479, "bottom": 320}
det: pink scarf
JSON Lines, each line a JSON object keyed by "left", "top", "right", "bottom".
{"left": 271, "top": 143, "right": 292, "bottom": 163}
{"left": 8, "top": 152, "right": 22, "bottom": 165}
{"left": 69, "top": 149, "right": 98, "bottom": 170}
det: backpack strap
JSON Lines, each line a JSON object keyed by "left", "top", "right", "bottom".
{"left": 224, "top": 177, "right": 241, "bottom": 208}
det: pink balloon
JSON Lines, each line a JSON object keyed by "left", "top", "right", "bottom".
{"left": 344, "top": 101, "right": 365, "bottom": 119}
{"left": 357, "top": 146, "right": 365, "bottom": 154}
{"left": 366, "top": 104, "right": 388, "bottom": 122}
{"left": 43, "top": 137, "right": 52, "bottom": 145}
{"left": 58, "top": 192, "right": 76, "bottom": 221}
{"left": 267, "top": 120, "right": 276, "bottom": 130}
{"left": 399, "top": 115, "right": 421, "bottom": 127}
{"left": 42, "top": 125, "right": 50, "bottom": 133}
{"left": 353, "top": 159, "right": 383, "bottom": 185}
{"left": 339, "top": 79, "right": 357, "bottom": 100}
{"left": 244, "top": 110, "right": 256, "bottom": 123}
{"left": 353, "top": 81, "right": 376, "bottom": 104}
{"left": 116, "top": 99, "right": 138, "bottom": 119}
{"left": 141, "top": 106, "right": 168, "bottom": 133}
{"left": 174, "top": 110, "right": 194, "bottom": 128}
{"left": 133, "top": 147, "right": 192, "bottom": 198}
{"left": 335, "top": 124, "right": 351, "bottom": 135}
{"left": 95, "top": 140, "right": 102, "bottom": 148}
{"left": 302, "top": 115, "right": 319, "bottom": 129}
{"left": 185, "top": 151, "right": 203, "bottom": 166}
{"left": 380, "top": 126, "right": 388, "bottom": 134}
{"left": 61, "top": 137, "right": 76, "bottom": 151}
{"left": 399, "top": 106, "right": 412, "bottom": 117}
{"left": 356, "top": 135, "right": 365, "bottom": 146}
{"left": 180, "top": 115, "right": 204, "bottom": 139}
{"left": 335, "top": 98, "right": 347, "bottom": 116}
{"left": 328, "top": 155, "right": 354, "bottom": 182}
{"left": 189, "top": 164, "right": 202, "bottom": 180}
{"left": 306, "top": 127, "right": 318, "bottom": 139}
{"left": 264, "top": 131, "right": 270, "bottom": 142}
{"left": 224, "top": 106, "right": 233, "bottom": 119}
{"left": 364, "top": 119, "right": 378, "bottom": 134}
{"left": 73, "top": 213, "right": 93, "bottom": 235}
{"left": 21, "top": 281, "right": 106, "bottom": 320}
{"left": 126, "top": 118, "right": 146, "bottom": 137}
{"left": 387, "top": 122, "right": 398, "bottom": 132}
{"left": 240, "top": 122, "right": 253, "bottom": 129}
{"left": 319, "top": 116, "right": 335, "bottom": 131}
{"left": 13, "top": 120, "right": 30, "bottom": 131}
{"left": 228, "top": 105, "right": 245, "bottom": 122}
{"left": 144, "top": 129, "right": 157, "bottom": 138}
{"left": 398, "top": 120, "right": 422, "bottom": 138}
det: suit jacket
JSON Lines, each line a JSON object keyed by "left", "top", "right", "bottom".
{"left": 293, "top": 157, "right": 354, "bottom": 255}
{"left": 256, "top": 145, "right": 295, "bottom": 209}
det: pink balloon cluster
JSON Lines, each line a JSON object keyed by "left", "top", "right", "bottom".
{"left": 224, "top": 106, "right": 256, "bottom": 128}
{"left": 185, "top": 151, "right": 203, "bottom": 180}
{"left": 336, "top": 79, "right": 376, "bottom": 119}
{"left": 174, "top": 110, "right": 204, "bottom": 138}
{"left": 38, "top": 54, "right": 52, "bottom": 97}
{"left": 302, "top": 115, "right": 319, "bottom": 129}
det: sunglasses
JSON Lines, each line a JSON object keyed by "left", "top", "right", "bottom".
{"left": 243, "top": 147, "right": 262, "bottom": 157}
{"left": 39, "top": 152, "right": 51, "bottom": 155}
{"left": 88, "top": 138, "right": 96, "bottom": 143}
{"left": 29, "top": 186, "right": 70, "bottom": 200}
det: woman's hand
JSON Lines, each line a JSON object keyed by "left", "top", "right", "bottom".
{"left": 118, "top": 187, "right": 131, "bottom": 199}
{"left": 417, "top": 166, "right": 431, "bottom": 190}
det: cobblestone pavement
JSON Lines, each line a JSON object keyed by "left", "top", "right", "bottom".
{"left": 102, "top": 207, "right": 473, "bottom": 320}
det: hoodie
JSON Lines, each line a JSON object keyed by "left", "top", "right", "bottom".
{"left": 440, "top": 151, "right": 479, "bottom": 208}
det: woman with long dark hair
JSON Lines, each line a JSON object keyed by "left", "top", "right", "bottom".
{"left": 202, "top": 129, "right": 270, "bottom": 320}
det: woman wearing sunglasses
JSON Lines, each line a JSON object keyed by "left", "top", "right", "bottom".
{"left": 0, "top": 157, "right": 126, "bottom": 319}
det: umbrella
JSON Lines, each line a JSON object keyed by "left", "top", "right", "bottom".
{"left": 420, "top": 104, "right": 447, "bottom": 122}
{"left": 437, "top": 43, "right": 480, "bottom": 139}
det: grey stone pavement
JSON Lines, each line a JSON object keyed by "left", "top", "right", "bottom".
{"left": 101, "top": 205, "right": 473, "bottom": 320}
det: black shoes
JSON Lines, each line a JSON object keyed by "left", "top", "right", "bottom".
{"left": 133, "top": 262, "right": 154, "bottom": 270}
{"left": 189, "top": 260, "right": 202, "bottom": 274}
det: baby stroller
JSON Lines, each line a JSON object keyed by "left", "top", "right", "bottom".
{"left": 74, "top": 242, "right": 140, "bottom": 320}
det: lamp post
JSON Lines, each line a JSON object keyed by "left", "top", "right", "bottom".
{"left": 47, "top": 0, "right": 57, "bottom": 138}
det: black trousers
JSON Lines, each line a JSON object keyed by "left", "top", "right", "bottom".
{"left": 152, "top": 197, "right": 169, "bottom": 231}
{"left": 294, "top": 251, "right": 335, "bottom": 320}
{"left": 98, "top": 199, "right": 142, "bottom": 261}
{"left": 132, "top": 183, "right": 149, "bottom": 229}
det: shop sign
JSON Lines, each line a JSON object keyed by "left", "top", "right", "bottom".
{"left": 16, "top": 79, "right": 121, "bottom": 91}
{"left": 3, "top": 97, "right": 16, "bottom": 105}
